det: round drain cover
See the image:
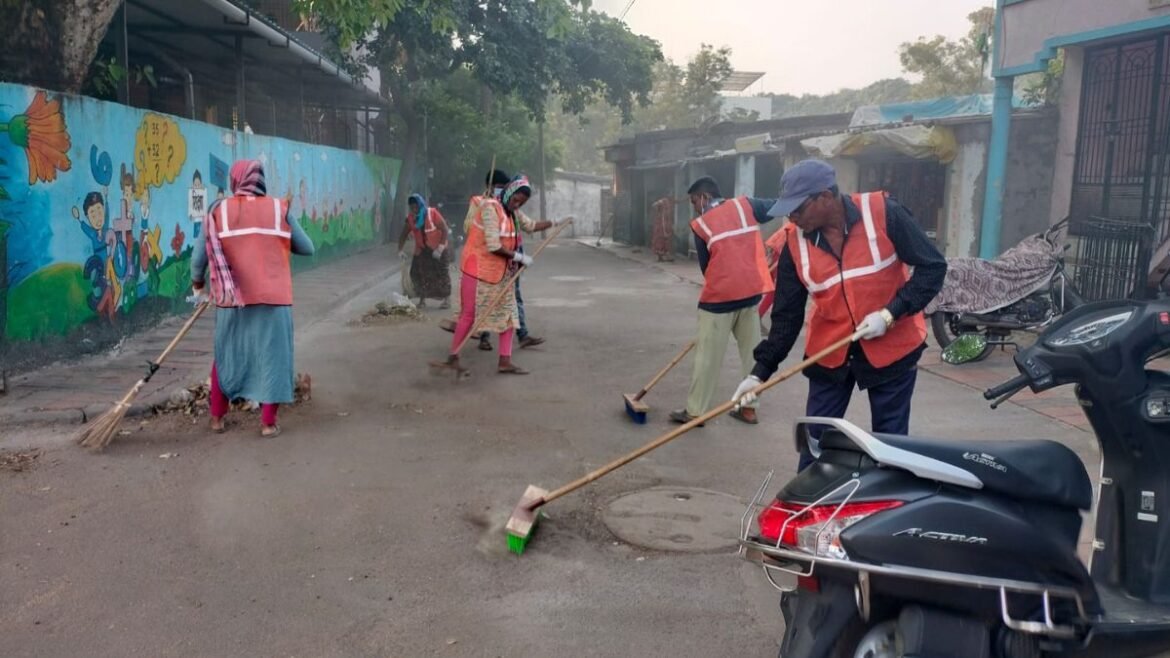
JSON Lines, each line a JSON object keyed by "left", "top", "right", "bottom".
{"left": 602, "top": 487, "right": 744, "bottom": 553}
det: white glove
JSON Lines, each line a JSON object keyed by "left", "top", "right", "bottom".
{"left": 857, "top": 310, "right": 893, "bottom": 340}
{"left": 398, "top": 250, "right": 407, "bottom": 260}
{"left": 554, "top": 216, "right": 573, "bottom": 227}
{"left": 732, "top": 375, "right": 762, "bottom": 409}
{"left": 187, "top": 287, "right": 209, "bottom": 305}
{"left": 512, "top": 252, "right": 534, "bottom": 267}
{"left": 432, "top": 245, "right": 445, "bottom": 260}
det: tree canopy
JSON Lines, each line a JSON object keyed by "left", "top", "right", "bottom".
{"left": 898, "top": 7, "right": 994, "bottom": 99}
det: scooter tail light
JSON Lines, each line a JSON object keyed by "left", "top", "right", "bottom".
{"left": 757, "top": 500, "right": 903, "bottom": 559}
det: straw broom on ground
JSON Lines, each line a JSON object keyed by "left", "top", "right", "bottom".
{"left": 78, "top": 302, "right": 210, "bottom": 450}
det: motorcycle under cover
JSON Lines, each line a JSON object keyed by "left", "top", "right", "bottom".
{"left": 925, "top": 234, "right": 1062, "bottom": 316}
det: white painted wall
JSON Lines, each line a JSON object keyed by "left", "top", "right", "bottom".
{"left": 735, "top": 155, "right": 756, "bottom": 197}
{"left": 1048, "top": 46, "right": 1085, "bottom": 226}
{"left": 527, "top": 175, "right": 607, "bottom": 237}
{"left": 1000, "top": 0, "right": 1170, "bottom": 71}
{"left": 944, "top": 138, "right": 988, "bottom": 258}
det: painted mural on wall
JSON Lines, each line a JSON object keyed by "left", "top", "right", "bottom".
{"left": 0, "top": 82, "right": 400, "bottom": 355}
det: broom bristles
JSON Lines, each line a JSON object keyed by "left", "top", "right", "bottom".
{"left": 77, "top": 380, "right": 144, "bottom": 450}
{"left": 77, "top": 402, "right": 131, "bottom": 450}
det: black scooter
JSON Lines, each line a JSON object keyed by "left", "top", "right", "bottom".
{"left": 740, "top": 299, "right": 1170, "bottom": 657}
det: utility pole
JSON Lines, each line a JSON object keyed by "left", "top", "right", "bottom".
{"left": 538, "top": 118, "right": 548, "bottom": 229}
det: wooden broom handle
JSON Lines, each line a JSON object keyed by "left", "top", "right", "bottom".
{"left": 144, "top": 302, "right": 210, "bottom": 382}
{"left": 539, "top": 330, "right": 865, "bottom": 506}
{"left": 452, "top": 220, "right": 573, "bottom": 356}
{"left": 633, "top": 341, "right": 696, "bottom": 401}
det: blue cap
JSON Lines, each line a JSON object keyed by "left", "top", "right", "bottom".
{"left": 768, "top": 159, "right": 838, "bottom": 218}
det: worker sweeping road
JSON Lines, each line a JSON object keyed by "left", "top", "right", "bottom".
{"left": 732, "top": 159, "right": 947, "bottom": 470}
{"left": 668, "top": 176, "right": 777, "bottom": 427}
{"left": 397, "top": 193, "right": 452, "bottom": 309}
{"left": 443, "top": 175, "right": 569, "bottom": 375}
{"left": 190, "top": 159, "right": 316, "bottom": 438}
{"left": 440, "top": 170, "right": 507, "bottom": 352}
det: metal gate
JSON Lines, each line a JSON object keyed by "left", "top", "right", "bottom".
{"left": 1070, "top": 34, "right": 1170, "bottom": 299}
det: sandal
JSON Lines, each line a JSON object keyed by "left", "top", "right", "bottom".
{"left": 497, "top": 365, "right": 530, "bottom": 375}
{"left": 261, "top": 425, "right": 282, "bottom": 438}
{"left": 210, "top": 418, "right": 226, "bottom": 434}
{"left": 478, "top": 338, "right": 494, "bottom": 351}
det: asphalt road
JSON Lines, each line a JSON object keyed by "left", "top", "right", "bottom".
{"left": 0, "top": 243, "right": 1092, "bottom": 658}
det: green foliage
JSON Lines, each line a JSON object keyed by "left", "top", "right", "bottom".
{"left": 414, "top": 70, "right": 560, "bottom": 196}
{"left": 6, "top": 263, "right": 95, "bottom": 340}
{"left": 683, "top": 44, "right": 733, "bottom": 125}
{"left": 1020, "top": 51, "right": 1065, "bottom": 107}
{"left": 770, "top": 78, "right": 916, "bottom": 118}
{"left": 86, "top": 54, "right": 156, "bottom": 100}
{"left": 899, "top": 7, "right": 994, "bottom": 99}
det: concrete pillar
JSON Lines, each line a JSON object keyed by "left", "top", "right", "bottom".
{"left": 735, "top": 155, "right": 756, "bottom": 197}
{"left": 1049, "top": 47, "right": 1085, "bottom": 226}
{"left": 980, "top": 76, "right": 1014, "bottom": 258}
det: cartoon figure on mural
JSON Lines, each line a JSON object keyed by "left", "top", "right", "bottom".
{"left": 188, "top": 169, "right": 207, "bottom": 238}
{"left": 72, "top": 146, "right": 116, "bottom": 320}
{"left": 136, "top": 186, "right": 163, "bottom": 299}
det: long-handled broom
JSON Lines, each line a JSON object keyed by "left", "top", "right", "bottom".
{"left": 430, "top": 220, "right": 572, "bottom": 377}
{"left": 505, "top": 328, "right": 866, "bottom": 555}
{"left": 78, "top": 301, "right": 211, "bottom": 450}
{"left": 622, "top": 340, "right": 695, "bottom": 424}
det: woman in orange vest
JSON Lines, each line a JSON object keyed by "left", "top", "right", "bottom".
{"left": 191, "top": 159, "right": 316, "bottom": 438}
{"left": 397, "top": 193, "right": 451, "bottom": 308}
{"left": 732, "top": 159, "right": 946, "bottom": 470}
{"left": 444, "top": 175, "right": 568, "bottom": 375}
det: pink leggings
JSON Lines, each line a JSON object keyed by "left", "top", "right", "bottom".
{"left": 210, "top": 363, "right": 279, "bottom": 426}
{"left": 450, "top": 273, "right": 514, "bottom": 357}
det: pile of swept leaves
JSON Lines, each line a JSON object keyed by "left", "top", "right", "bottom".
{"left": 155, "top": 373, "right": 312, "bottom": 416}
{"left": 353, "top": 301, "right": 426, "bottom": 327}
{"left": 0, "top": 449, "right": 40, "bottom": 473}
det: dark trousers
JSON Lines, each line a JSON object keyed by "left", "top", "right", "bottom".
{"left": 515, "top": 277, "right": 528, "bottom": 340}
{"left": 798, "top": 368, "right": 918, "bottom": 471}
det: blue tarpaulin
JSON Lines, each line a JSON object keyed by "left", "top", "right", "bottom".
{"left": 850, "top": 93, "right": 1035, "bottom": 128}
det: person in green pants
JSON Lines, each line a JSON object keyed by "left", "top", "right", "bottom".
{"left": 669, "top": 177, "right": 778, "bottom": 426}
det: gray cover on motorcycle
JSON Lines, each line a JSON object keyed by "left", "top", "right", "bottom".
{"left": 925, "top": 234, "right": 1062, "bottom": 315}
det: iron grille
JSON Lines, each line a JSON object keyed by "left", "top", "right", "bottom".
{"left": 1070, "top": 216, "right": 1154, "bottom": 301}
{"left": 1070, "top": 35, "right": 1170, "bottom": 297}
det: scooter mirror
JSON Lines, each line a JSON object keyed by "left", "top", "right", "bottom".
{"left": 941, "top": 334, "right": 989, "bottom": 365}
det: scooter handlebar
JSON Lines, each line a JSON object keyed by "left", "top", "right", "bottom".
{"left": 984, "top": 374, "right": 1030, "bottom": 401}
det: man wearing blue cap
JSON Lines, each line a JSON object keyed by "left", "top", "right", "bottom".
{"left": 669, "top": 176, "right": 778, "bottom": 426}
{"left": 732, "top": 159, "right": 946, "bottom": 470}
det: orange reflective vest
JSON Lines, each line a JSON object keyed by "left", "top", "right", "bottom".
{"left": 786, "top": 192, "right": 926, "bottom": 368}
{"left": 690, "top": 197, "right": 775, "bottom": 304}
{"left": 214, "top": 195, "right": 293, "bottom": 306}
{"left": 460, "top": 196, "right": 517, "bottom": 285}
{"left": 410, "top": 207, "right": 448, "bottom": 254}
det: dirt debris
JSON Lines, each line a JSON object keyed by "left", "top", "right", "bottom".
{"left": 153, "top": 373, "right": 313, "bottom": 417}
{"left": 0, "top": 449, "right": 41, "bottom": 473}
{"left": 351, "top": 301, "right": 425, "bottom": 327}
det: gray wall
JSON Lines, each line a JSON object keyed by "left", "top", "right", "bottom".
{"left": 1001, "top": 113, "right": 1060, "bottom": 252}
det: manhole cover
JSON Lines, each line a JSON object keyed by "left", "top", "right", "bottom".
{"left": 602, "top": 487, "right": 744, "bottom": 553}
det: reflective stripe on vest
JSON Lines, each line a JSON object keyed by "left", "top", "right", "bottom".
{"left": 795, "top": 192, "right": 898, "bottom": 293}
{"left": 460, "top": 197, "right": 516, "bottom": 285}
{"left": 788, "top": 192, "right": 926, "bottom": 368}
{"left": 217, "top": 196, "right": 293, "bottom": 306}
{"left": 690, "top": 197, "right": 775, "bottom": 304}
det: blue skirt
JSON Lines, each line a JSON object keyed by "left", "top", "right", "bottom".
{"left": 214, "top": 305, "right": 295, "bottom": 404}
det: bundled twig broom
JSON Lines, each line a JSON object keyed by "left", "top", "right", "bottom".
{"left": 78, "top": 302, "right": 210, "bottom": 450}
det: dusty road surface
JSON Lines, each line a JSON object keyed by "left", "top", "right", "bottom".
{"left": 1, "top": 243, "right": 1093, "bottom": 658}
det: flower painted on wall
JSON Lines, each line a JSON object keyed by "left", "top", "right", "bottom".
{"left": 171, "top": 223, "right": 185, "bottom": 258}
{"left": 2, "top": 90, "right": 73, "bottom": 185}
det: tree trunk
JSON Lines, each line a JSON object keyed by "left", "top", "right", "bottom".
{"left": 0, "top": 0, "right": 122, "bottom": 93}
{"left": 392, "top": 114, "right": 422, "bottom": 246}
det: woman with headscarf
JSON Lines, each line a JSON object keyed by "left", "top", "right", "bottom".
{"left": 445, "top": 175, "right": 569, "bottom": 375}
{"left": 397, "top": 193, "right": 451, "bottom": 308}
{"left": 190, "top": 159, "right": 315, "bottom": 437}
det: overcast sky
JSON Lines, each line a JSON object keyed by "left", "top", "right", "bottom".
{"left": 590, "top": 0, "right": 993, "bottom": 96}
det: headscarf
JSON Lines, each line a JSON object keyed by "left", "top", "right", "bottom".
{"left": 408, "top": 193, "right": 427, "bottom": 230}
{"left": 204, "top": 158, "right": 268, "bottom": 308}
{"left": 229, "top": 159, "right": 267, "bottom": 197}
{"left": 499, "top": 175, "right": 532, "bottom": 213}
